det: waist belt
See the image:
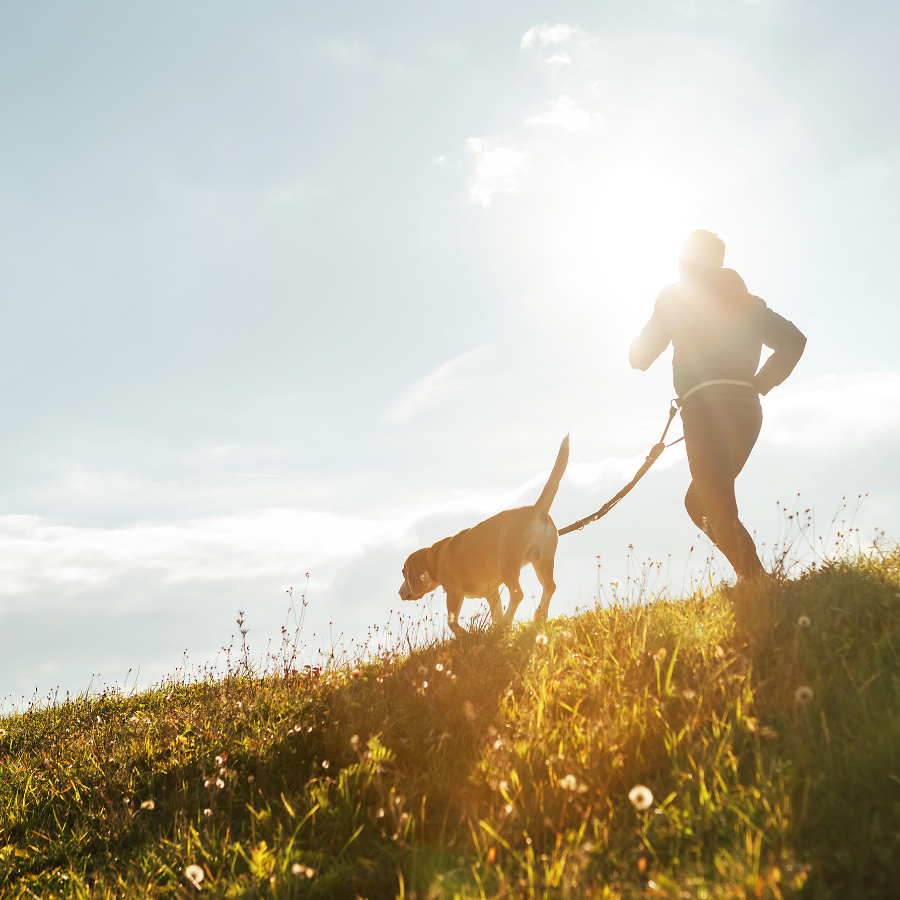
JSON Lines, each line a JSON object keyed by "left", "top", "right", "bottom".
{"left": 679, "top": 379, "right": 756, "bottom": 404}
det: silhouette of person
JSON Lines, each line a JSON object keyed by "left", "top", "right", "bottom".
{"left": 630, "top": 231, "right": 806, "bottom": 580}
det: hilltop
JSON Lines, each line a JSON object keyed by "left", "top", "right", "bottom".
{"left": 1, "top": 548, "right": 899, "bottom": 899}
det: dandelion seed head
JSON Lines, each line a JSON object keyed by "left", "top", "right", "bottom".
{"left": 351, "top": 668, "right": 361, "bottom": 680}
{"left": 202, "top": 808, "right": 212, "bottom": 817}
{"left": 418, "top": 665, "right": 428, "bottom": 676}
{"left": 350, "top": 734, "right": 360, "bottom": 748}
{"left": 797, "top": 615, "right": 811, "bottom": 628}
{"left": 185, "top": 864, "right": 205, "bottom": 887}
{"left": 628, "top": 785, "right": 654, "bottom": 810}
{"left": 140, "top": 799, "right": 155, "bottom": 810}
{"left": 535, "top": 633, "right": 548, "bottom": 646}
{"left": 435, "top": 663, "right": 444, "bottom": 672}
{"left": 682, "top": 688, "right": 696, "bottom": 700}
{"left": 215, "top": 778, "right": 225, "bottom": 789}
{"left": 795, "top": 685, "right": 814, "bottom": 704}
{"left": 321, "top": 759, "right": 330, "bottom": 770}
{"left": 215, "top": 754, "right": 226, "bottom": 766}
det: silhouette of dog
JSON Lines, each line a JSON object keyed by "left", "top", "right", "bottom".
{"left": 398, "top": 436, "right": 569, "bottom": 637}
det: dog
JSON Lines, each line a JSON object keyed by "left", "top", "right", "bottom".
{"left": 398, "top": 435, "right": 569, "bottom": 637}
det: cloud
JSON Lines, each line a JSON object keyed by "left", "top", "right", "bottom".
{"left": 525, "top": 95, "right": 600, "bottom": 132}
{"left": 385, "top": 347, "right": 490, "bottom": 422}
{"left": 545, "top": 53, "right": 573, "bottom": 70}
{"left": 762, "top": 374, "right": 900, "bottom": 449}
{"left": 465, "top": 139, "right": 531, "bottom": 207}
{"left": 521, "top": 23, "right": 582, "bottom": 49}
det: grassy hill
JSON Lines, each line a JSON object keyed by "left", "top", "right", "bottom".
{"left": 1, "top": 548, "right": 899, "bottom": 899}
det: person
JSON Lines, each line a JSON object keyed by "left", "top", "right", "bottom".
{"left": 629, "top": 230, "right": 806, "bottom": 580}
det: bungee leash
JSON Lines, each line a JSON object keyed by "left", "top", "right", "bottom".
{"left": 557, "top": 379, "right": 756, "bottom": 536}
{"left": 557, "top": 399, "right": 684, "bottom": 536}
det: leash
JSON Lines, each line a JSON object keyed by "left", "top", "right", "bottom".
{"left": 557, "top": 400, "right": 684, "bottom": 536}
{"left": 557, "top": 379, "right": 756, "bottom": 536}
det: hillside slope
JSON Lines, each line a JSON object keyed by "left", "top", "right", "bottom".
{"left": 1, "top": 549, "right": 899, "bottom": 899}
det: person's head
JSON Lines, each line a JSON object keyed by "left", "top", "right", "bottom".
{"left": 679, "top": 230, "right": 726, "bottom": 282}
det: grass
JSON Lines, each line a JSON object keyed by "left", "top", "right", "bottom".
{"left": 1, "top": 546, "right": 899, "bottom": 898}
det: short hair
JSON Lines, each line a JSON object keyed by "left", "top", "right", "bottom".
{"left": 680, "top": 230, "right": 726, "bottom": 268}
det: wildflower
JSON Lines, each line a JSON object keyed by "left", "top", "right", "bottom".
{"left": 682, "top": 688, "right": 696, "bottom": 701}
{"left": 375, "top": 807, "right": 385, "bottom": 818}
{"left": 215, "top": 753, "right": 227, "bottom": 766}
{"left": 794, "top": 686, "right": 814, "bottom": 704}
{"left": 714, "top": 644, "right": 725, "bottom": 659}
{"left": 559, "top": 774, "right": 587, "bottom": 793}
{"left": 351, "top": 668, "right": 361, "bottom": 680}
{"left": 292, "top": 865, "right": 315, "bottom": 878}
{"left": 0, "top": 729, "right": 6, "bottom": 738}
{"left": 435, "top": 663, "right": 444, "bottom": 672}
{"left": 247, "top": 775, "right": 255, "bottom": 783}
{"left": 797, "top": 615, "right": 811, "bottom": 628}
{"left": 203, "top": 808, "right": 212, "bottom": 817}
{"left": 140, "top": 799, "right": 155, "bottom": 811}
{"left": 504, "top": 803, "right": 514, "bottom": 815}
{"left": 653, "top": 647, "right": 667, "bottom": 663}
{"left": 185, "top": 864, "right": 205, "bottom": 888}
{"left": 350, "top": 734, "right": 360, "bottom": 749}
{"left": 321, "top": 760, "right": 330, "bottom": 770}
{"left": 628, "top": 785, "right": 654, "bottom": 811}
{"left": 128, "top": 715, "right": 139, "bottom": 724}
{"left": 535, "top": 633, "right": 548, "bottom": 646}
{"left": 203, "top": 779, "right": 211, "bottom": 788}
{"left": 215, "top": 778, "right": 225, "bottom": 789}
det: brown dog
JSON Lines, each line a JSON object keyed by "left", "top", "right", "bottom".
{"left": 398, "top": 436, "right": 569, "bottom": 636}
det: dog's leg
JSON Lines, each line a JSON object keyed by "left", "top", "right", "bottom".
{"left": 533, "top": 556, "right": 557, "bottom": 623}
{"left": 486, "top": 589, "right": 503, "bottom": 626}
{"left": 501, "top": 577, "right": 525, "bottom": 627}
{"left": 446, "top": 591, "right": 466, "bottom": 638}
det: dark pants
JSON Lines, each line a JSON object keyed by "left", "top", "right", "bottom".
{"left": 681, "top": 396, "right": 764, "bottom": 580}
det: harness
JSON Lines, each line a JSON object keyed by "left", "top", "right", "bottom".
{"left": 557, "top": 379, "right": 755, "bottom": 536}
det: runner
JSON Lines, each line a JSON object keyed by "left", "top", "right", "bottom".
{"left": 629, "top": 231, "right": 806, "bottom": 580}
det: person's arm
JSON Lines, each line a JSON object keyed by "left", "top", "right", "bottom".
{"left": 752, "top": 303, "right": 807, "bottom": 395}
{"left": 629, "top": 293, "right": 672, "bottom": 370}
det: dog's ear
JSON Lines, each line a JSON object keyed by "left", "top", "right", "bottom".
{"left": 422, "top": 544, "right": 437, "bottom": 581}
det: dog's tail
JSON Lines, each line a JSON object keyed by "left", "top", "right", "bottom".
{"left": 534, "top": 434, "right": 570, "bottom": 515}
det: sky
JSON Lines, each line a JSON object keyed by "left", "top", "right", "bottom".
{"left": 1, "top": 0, "right": 898, "bottom": 705}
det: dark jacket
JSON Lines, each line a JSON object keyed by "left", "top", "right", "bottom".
{"left": 629, "top": 268, "right": 806, "bottom": 399}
